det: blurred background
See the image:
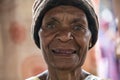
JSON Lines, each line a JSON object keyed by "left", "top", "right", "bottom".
{"left": 0, "top": 0, "right": 120, "bottom": 80}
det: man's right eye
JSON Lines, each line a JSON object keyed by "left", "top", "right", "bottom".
{"left": 46, "top": 23, "right": 56, "bottom": 29}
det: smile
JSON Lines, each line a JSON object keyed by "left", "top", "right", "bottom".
{"left": 52, "top": 49, "right": 77, "bottom": 55}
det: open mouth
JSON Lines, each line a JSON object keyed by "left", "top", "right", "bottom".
{"left": 52, "top": 49, "right": 77, "bottom": 55}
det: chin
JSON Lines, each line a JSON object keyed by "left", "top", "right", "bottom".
{"left": 51, "top": 61, "right": 79, "bottom": 71}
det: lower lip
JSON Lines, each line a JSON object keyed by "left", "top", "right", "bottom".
{"left": 53, "top": 53, "right": 77, "bottom": 61}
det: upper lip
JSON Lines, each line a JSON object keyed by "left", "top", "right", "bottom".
{"left": 51, "top": 48, "right": 77, "bottom": 55}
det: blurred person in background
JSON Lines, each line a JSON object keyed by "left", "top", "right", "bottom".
{"left": 98, "top": 8, "right": 119, "bottom": 80}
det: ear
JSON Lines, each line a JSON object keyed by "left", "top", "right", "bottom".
{"left": 89, "top": 38, "right": 92, "bottom": 49}
{"left": 89, "top": 42, "right": 92, "bottom": 48}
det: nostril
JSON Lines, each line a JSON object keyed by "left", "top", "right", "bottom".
{"left": 52, "top": 50, "right": 56, "bottom": 53}
{"left": 56, "top": 32, "right": 73, "bottom": 42}
{"left": 52, "top": 50, "right": 54, "bottom": 53}
{"left": 73, "top": 51, "right": 77, "bottom": 54}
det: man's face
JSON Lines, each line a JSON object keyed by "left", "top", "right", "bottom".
{"left": 39, "top": 6, "right": 91, "bottom": 70}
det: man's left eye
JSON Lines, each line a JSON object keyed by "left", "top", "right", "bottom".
{"left": 73, "top": 25, "right": 86, "bottom": 31}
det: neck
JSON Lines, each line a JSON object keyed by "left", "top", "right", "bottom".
{"left": 47, "top": 67, "right": 85, "bottom": 80}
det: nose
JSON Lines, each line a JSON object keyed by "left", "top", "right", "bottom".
{"left": 56, "top": 32, "right": 73, "bottom": 42}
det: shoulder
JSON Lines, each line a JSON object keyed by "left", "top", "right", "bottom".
{"left": 82, "top": 70, "right": 103, "bottom": 80}
{"left": 26, "top": 70, "right": 48, "bottom": 80}
{"left": 85, "top": 75, "right": 103, "bottom": 80}
{"left": 25, "top": 77, "right": 40, "bottom": 80}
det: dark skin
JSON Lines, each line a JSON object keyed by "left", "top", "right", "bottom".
{"left": 38, "top": 6, "right": 92, "bottom": 80}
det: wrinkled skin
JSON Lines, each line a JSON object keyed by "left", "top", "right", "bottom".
{"left": 39, "top": 6, "right": 92, "bottom": 80}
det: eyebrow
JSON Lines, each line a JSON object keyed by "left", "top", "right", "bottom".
{"left": 47, "top": 17, "right": 60, "bottom": 23}
{"left": 70, "top": 18, "right": 85, "bottom": 24}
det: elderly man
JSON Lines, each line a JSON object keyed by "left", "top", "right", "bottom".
{"left": 27, "top": 0, "right": 101, "bottom": 80}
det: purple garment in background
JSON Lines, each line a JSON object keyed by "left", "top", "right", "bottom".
{"left": 99, "top": 29, "right": 119, "bottom": 80}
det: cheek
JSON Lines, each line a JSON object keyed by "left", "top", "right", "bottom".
{"left": 39, "top": 30, "right": 56, "bottom": 48}
{"left": 39, "top": 33, "right": 49, "bottom": 48}
{"left": 39, "top": 31, "right": 54, "bottom": 64}
{"left": 75, "top": 31, "right": 91, "bottom": 48}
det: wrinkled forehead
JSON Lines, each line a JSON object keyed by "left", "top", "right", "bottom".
{"left": 43, "top": 5, "right": 87, "bottom": 22}
{"left": 50, "top": 5, "right": 84, "bottom": 12}
{"left": 44, "top": 5, "right": 86, "bottom": 16}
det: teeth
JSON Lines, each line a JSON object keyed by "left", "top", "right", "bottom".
{"left": 52, "top": 49, "right": 76, "bottom": 55}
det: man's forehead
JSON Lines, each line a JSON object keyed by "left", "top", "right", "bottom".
{"left": 44, "top": 5, "right": 86, "bottom": 18}
{"left": 42, "top": 7, "right": 88, "bottom": 26}
{"left": 47, "top": 5, "right": 84, "bottom": 13}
